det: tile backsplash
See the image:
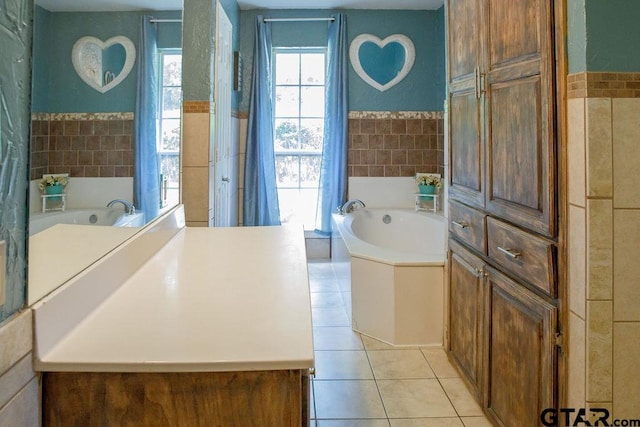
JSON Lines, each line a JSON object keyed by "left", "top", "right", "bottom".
{"left": 347, "top": 111, "right": 444, "bottom": 178}
{"left": 31, "top": 112, "right": 134, "bottom": 181}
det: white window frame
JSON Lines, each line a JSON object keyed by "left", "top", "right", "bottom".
{"left": 272, "top": 47, "right": 326, "bottom": 229}
{"left": 157, "top": 49, "right": 182, "bottom": 208}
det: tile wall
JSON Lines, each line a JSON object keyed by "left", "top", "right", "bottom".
{"left": 567, "top": 72, "right": 640, "bottom": 419}
{"left": 181, "top": 101, "right": 240, "bottom": 227}
{"left": 0, "top": 310, "right": 39, "bottom": 426}
{"left": 347, "top": 111, "right": 444, "bottom": 178}
{"left": 31, "top": 113, "right": 134, "bottom": 181}
{"left": 181, "top": 101, "right": 212, "bottom": 227}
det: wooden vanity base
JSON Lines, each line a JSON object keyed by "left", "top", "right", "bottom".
{"left": 42, "top": 369, "right": 309, "bottom": 426}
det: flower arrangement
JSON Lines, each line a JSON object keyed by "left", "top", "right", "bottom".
{"left": 416, "top": 174, "right": 442, "bottom": 187}
{"left": 38, "top": 175, "right": 68, "bottom": 191}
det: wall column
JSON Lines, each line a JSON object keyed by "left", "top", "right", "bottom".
{"left": 181, "top": 0, "right": 215, "bottom": 226}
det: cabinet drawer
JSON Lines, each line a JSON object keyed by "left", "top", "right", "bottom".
{"left": 486, "top": 217, "right": 556, "bottom": 297}
{"left": 449, "top": 200, "right": 487, "bottom": 254}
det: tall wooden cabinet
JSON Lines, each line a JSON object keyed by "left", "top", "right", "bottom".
{"left": 446, "top": 0, "right": 562, "bottom": 426}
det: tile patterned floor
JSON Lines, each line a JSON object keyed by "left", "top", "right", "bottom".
{"left": 307, "top": 259, "right": 493, "bottom": 427}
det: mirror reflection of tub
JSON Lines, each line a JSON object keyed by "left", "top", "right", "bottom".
{"left": 28, "top": 207, "right": 144, "bottom": 305}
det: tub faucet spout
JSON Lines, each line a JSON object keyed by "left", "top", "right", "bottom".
{"left": 338, "top": 199, "right": 366, "bottom": 215}
{"left": 107, "top": 199, "right": 136, "bottom": 215}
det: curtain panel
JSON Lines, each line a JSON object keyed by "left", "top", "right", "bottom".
{"left": 243, "top": 16, "right": 281, "bottom": 226}
{"left": 134, "top": 16, "right": 161, "bottom": 223}
{"left": 315, "top": 13, "right": 349, "bottom": 234}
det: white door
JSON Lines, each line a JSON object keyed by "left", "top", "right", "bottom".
{"left": 211, "top": 2, "right": 233, "bottom": 226}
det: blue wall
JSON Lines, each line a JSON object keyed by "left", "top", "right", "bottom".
{"left": 239, "top": 8, "right": 445, "bottom": 113}
{"left": 568, "top": 0, "right": 640, "bottom": 73}
{"left": 32, "top": 7, "right": 182, "bottom": 113}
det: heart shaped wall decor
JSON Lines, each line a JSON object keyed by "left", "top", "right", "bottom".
{"left": 72, "top": 36, "right": 136, "bottom": 93}
{"left": 349, "top": 34, "right": 415, "bottom": 92}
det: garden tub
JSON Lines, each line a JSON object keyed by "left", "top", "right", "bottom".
{"left": 332, "top": 208, "right": 446, "bottom": 346}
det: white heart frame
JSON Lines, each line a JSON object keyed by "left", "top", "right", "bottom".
{"left": 349, "top": 34, "right": 415, "bottom": 92}
{"left": 72, "top": 36, "right": 136, "bottom": 94}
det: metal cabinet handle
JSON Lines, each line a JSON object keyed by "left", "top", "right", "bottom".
{"left": 452, "top": 220, "right": 469, "bottom": 229}
{"left": 221, "top": 177, "right": 230, "bottom": 182}
{"left": 474, "top": 66, "right": 480, "bottom": 99}
{"left": 497, "top": 246, "right": 521, "bottom": 259}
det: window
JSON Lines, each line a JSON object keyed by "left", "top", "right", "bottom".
{"left": 273, "top": 49, "right": 326, "bottom": 229}
{"left": 158, "top": 50, "right": 182, "bottom": 208}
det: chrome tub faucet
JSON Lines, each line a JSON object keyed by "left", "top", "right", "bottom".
{"left": 107, "top": 199, "right": 136, "bottom": 215}
{"left": 338, "top": 199, "right": 366, "bottom": 215}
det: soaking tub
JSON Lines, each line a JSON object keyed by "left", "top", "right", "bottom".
{"left": 332, "top": 208, "right": 446, "bottom": 346}
{"left": 30, "top": 208, "right": 145, "bottom": 235}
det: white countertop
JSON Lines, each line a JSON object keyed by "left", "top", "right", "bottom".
{"left": 34, "top": 225, "right": 314, "bottom": 373}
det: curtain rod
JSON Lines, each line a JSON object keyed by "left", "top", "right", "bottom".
{"left": 263, "top": 17, "right": 335, "bottom": 23}
{"left": 149, "top": 18, "right": 182, "bottom": 23}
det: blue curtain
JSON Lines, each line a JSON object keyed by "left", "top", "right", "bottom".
{"left": 134, "top": 16, "right": 160, "bottom": 223}
{"left": 315, "top": 13, "right": 349, "bottom": 234}
{"left": 243, "top": 16, "right": 281, "bottom": 226}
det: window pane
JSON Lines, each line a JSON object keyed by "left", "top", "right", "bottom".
{"left": 160, "top": 154, "right": 180, "bottom": 185}
{"left": 300, "top": 156, "right": 321, "bottom": 187}
{"left": 275, "top": 86, "right": 300, "bottom": 117}
{"left": 274, "top": 119, "right": 299, "bottom": 151}
{"left": 301, "top": 54, "right": 325, "bottom": 84}
{"left": 163, "top": 87, "right": 181, "bottom": 118}
{"left": 300, "top": 119, "right": 324, "bottom": 151}
{"left": 275, "top": 53, "right": 300, "bottom": 84}
{"left": 161, "top": 119, "right": 181, "bottom": 151}
{"left": 300, "top": 86, "right": 324, "bottom": 117}
{"left": 275, "top": 155, "right": 299, "bottom": 187}
{"left": 277, "top": 188, "right": 318, "bottom": 229}
{"left": 163, "top": 55, "right": 182, "bottom": 85}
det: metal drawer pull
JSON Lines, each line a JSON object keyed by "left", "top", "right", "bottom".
{"left": 452, "top": 220, "right": 469, "bottom": 229}
{"left": 497, "top": 246, "right": 521, "bottom": 259}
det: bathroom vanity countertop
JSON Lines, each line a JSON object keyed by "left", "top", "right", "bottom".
{"left": 33, "top": 225, "right": 314, "bottom": 373}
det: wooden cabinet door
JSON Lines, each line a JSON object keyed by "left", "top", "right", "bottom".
{"left": 483, "top": 0, "right": 557, "bottom": 237}
{"left": 447, "top": 0, "right": 485, "bottom": 208}
{"left": 483, "top": 266, "right": 557, "bottom": 426}
{"left": 447, "top": 0, "right": 482, "bottom": 82}
{"left": 448, "top": 240, "right": 485, "bottom": 398}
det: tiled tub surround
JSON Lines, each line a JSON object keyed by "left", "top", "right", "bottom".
{"left": 31, "top": 112, "right": 134, "bottom": 181}
{"left": 348, "top": 111, "right": 444, "bottom": 178}
{"left": 566, "top": 72, "right": 640, "bottom": 419}
{"left": 237, "top": 111, "right": 445, "bottom": 225}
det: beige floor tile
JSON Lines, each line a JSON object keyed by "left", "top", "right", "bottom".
{"left": 312, "top": 307, "right": 351, "bottom": 327}
{"left": 310, "top": 278, "right": 341, "bottom": 293}
{"left": 311, "top": 292, "right": 344, "bottom": 308}
{"left": 314, "top": 380, "right": 387, "bottom": 419}
{"left": 377, "top": 379, "right": 457, "bottom": 418}
{"left": 362, "top": 334, "right": 419, "bottom": 350}
{"left": 317, "top": 420, "right": 390, "bottom": 427}
{"left": 310, "top": 380, "right": 315, "bottom": 419}
{"left": 307, "top": 261, "right": 337, "bottom": 280}
{"left": 368, "top": 349, "right": 436, "bottom": 379}
{"left": 315, "top": 351, "right": 374, "bottom": 380}
{"left": 460, "top": 416, "right": 494, "bottom": 427}
{"left": 421, "top": 348, "right": 460, "bottom": 378}
{"left": 313, "top": 327, "right": 364, "bottom": 350}
{"left": 390, "top": 418, "right": 463, "bottom": 427}
{"left": 341, "top": 291, "right": 352, "bottom": 309}
{"left": 440, "top": 378, "right": 484, "bottom": 416}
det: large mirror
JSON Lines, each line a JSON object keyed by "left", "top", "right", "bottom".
{"left": 28, "top": 1, "right": 183, "bottom": 304}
